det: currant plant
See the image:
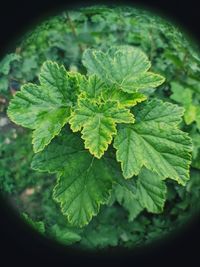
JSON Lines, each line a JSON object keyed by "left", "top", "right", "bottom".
{"left": 7, "top": 46, "right": 192, "bottom": 228}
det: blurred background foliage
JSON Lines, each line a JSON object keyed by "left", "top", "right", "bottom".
{"left": 0, "top": 5, "right": 200, "bottom": 249}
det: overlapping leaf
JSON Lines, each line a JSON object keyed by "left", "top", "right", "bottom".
{"left": 53, "top": 152, "right": 113, "bottom": 227}
{"left": 114, "top": 184, "right": 143, "bottom": 221}
{"left": 78, "top": 74, "right": 105, "bottom": 99}
{"left": 114, "top": 168, "right": 167, "bottom": 217}
{"left": 69, "top": 97, "right": 135, "bottom": 158}
{"left": 7, "top": 61, "right": 74, "bottom": 152}
{"left": 170, "top": 81, "right": 199, "bottom": 125}
{"left": 114, "top": 99, "right": 192, "bottom": 185}
{"left": 137, "top": 168, "right": 167, "bottom": 213}
{"left": 32, "top": 128, "right": 113, "bottom": 227}
{"left": 102, "top": 89, "right": 147, "bottom": 108}
{"left": 31, "top": 127, "right": 84, "bottom": 173}
{"left": 82, "top": 46, "right": 165, "bottom": 93}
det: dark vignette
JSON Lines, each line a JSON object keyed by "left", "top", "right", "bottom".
{"left": 0, "top": 0, "right": 200, "bottom": 265}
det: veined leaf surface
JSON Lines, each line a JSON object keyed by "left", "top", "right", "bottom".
{"left": 32, "top": 128, "right": 113, "bottom": 227}
{"left": 82, "top": 46, "right": 165, "bottom": 93}
{"left": 69, "top": 97, "right": 135, "bottom": 158}
{"left": 114, "top": 99, "right": 192, "bottom": 185}
{"left": 137, "top": 168, "right": 167, "bottom": 213}
{"left": 7, "top": 61, "right": 74, "bottom": 152}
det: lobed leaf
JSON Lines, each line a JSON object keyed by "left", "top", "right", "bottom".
{"left": 31, "top": 127, "right": 84, "bottom": 173}
{"left": 78, "top": 74, "right": 105, "bottom": 99}
{"left": 114, "top": 184, "right": 143, "bottom": 221}
{"left": 137, "top": 168, "right": 167, "bottom": 213}
{"left": 114, "top": 99, "right": 192, "bottom": 185}
{"left": 102, "top": 89, "right": 147, "bottom": 108}
{"left": 7, "top": 61, "right": 74, "bottom": 152}
{"left": 82, "top": 46, "right": 165, "bottom": 93}
{"left": 53, "top": 152, "right": 113, "bottom": 227}
{"left": 32, "top": 129, "right": 114, "bottom": 227}
{"left": 69, "top": 97, "right": 135, "bottom": 158}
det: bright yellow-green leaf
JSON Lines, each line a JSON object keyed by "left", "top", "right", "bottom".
{"left": 102, "top": 88, "right": 147, "bottom": 107}
{"left": 69, "top": 97, "right": 135, "bottom": 158}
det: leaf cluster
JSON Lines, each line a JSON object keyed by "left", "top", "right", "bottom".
{"left": 7, "top": 45, "right": 192, "bottom": 228}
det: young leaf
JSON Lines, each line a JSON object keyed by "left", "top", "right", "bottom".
{"left": 82, "top": 46, "right": 165, "bottom": 93}
{"left": 69, "top": 97, "right": 135, "bottom": 158}
{"left": 78, "top": 74, "right": 105, "bottom": 99}
{"left": 7, "top": 61, "right": 74, "bottom": 153}
{"left": 114, "top": 99, "right": 192, "bottom": 185}
{"left": 137, "top": 168, "right": 167, "bottom": 213}
{"left": 102, "top": 89, "right": 147, "bottom": 108}
{"left": 170, "top": 82, "right": 193, "bottom": 106}
{"left": 170, "top": 82, "right": 198, "bottom": 125}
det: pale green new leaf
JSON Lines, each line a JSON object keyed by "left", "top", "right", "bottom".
{"left": 195, "top": 106, "right": 200, "bottom": 130}
{"left": 170, "top": 82, "right": 193, "bottom": 105}
{"left": 102, "top": 89, "right": 147, "bottom": 108}
{"left": 69, "top": 97, "right": 135, "bottom": 158}
{"left": 114, "top": 99, "right": 192, "bottom": 185}
{"left": 78, "top": 74, "right": 105, "bottom": 99}
{"left": 7, "top": 61, "right": 73, "bottom": 152}
{"left": 137, "top": 168, "right": 167, "bottom": 213}
{"left": 184, "top": 105, "right": 197, "bottom": 125}
{"left": 82, "top": 46, "right": 165, "bottom": 93}
{"left": 170, "top": 82, "right": 199, "bottom": 125}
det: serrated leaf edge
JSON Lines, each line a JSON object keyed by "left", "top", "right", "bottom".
{"left": 52, "top": 172, "right": 114, "bottom": 228}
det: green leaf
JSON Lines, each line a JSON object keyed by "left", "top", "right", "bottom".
{"left": 184, "top": 105, "right": 197, "bottom": 125}
{"left": 53, "top": 152, "right": 113, "bottom": 227}
{"left": 32, "top": 129, "right": 113, "bottom": 227}
{"left": 102, "top": 89, "right": 147, "bottom": 108}
{"left": 196, "top": 107, "right": 200, "bottom": 130}
{"left": 170, "top": 82, "right": 198, "bottom": 125}
{"left": 0, "top": 53, "right": 20, "bottom": 75}
{"left": 114, "top": 99, "right": 192, "bottom": 185}
{"left": 137, "top": 168, "right": 167, "bottom": 213}
{"left": 22, "top": 213, "right": 45, "bottom": 234}
{"left": 0, "top": 76, "right": 8, "bottom": 93}
{"left": 82, "top": 46, "right": 165, "bottom": 93}
{"left": 31, "top": 127, "right": 84, "bottom": 173}
{"left": 170, "top": 82, "right": 193, "bottom": 106}
{"left": 115, "top": 184, "right": 143, "bottom": 221}
{"left": 69, "top": 97, "right": 134, "bottom": 158}
{"left": 79, "top": 74, "right": 105, "bottom": 99}
{"left": 7, "top": 61, "right": 73, "bottom": 153}
{"left": 119, "top": 72, "right": 165, "bottom": 93}
{"left": 49, "top": 224, "right": 81, "bottom": 245}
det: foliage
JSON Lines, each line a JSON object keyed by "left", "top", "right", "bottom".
{"left": 22, "top": 213, "right": 45, "bottom": 234}
{"left": 1, "top": 5, "right": 200, "bottom": 249}
{"left": 7, "top": 45, "right": 192, "bottom": 230}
